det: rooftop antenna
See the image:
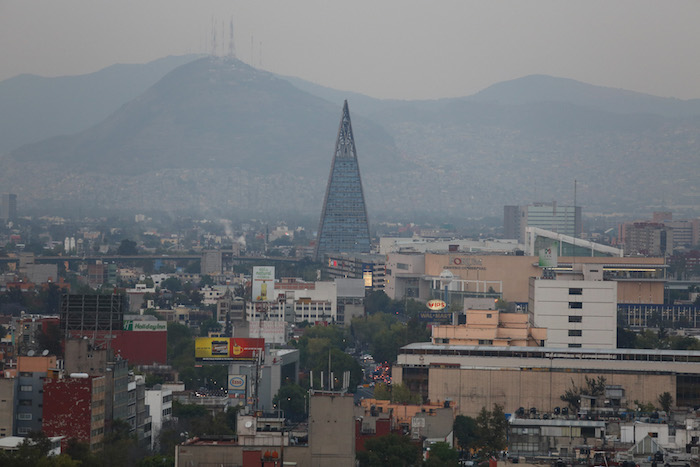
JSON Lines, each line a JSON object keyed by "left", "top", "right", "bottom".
{"left": 259, "top": 41, "right": 263, "bottom": 67}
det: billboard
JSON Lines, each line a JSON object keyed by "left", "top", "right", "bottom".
{"left": 248, "top": 320, "right": 287, "bottom": 344}
{"left": 228, "top": 374, "right": 247, "bottom": 396}
{"left": 418, "top": 312, "right": 453, "bottom": 324}
{"left": 538, "top": 241, "right": 558, "bottom": 268}
{"left": 252, "top": 266, "right": 275, "bottom": 302}
{"left": 123, "top": 320, "right": 167, "bottom": 331}
{"left": 195, "top": 337, "right": 265, "bottom": 362}
{"left": 362, "top": 264, "right": 373, "bottom": 288}
{"left": 427, "top": 299, "right": 447, "bottom": 311}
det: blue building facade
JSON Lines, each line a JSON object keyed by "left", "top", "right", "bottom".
{"left": 315, "top": 101, "right": 371, "bottom": 261}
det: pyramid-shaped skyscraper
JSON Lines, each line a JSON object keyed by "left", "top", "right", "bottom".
{"left": 314, "top": 101, "right": 371, "bottom": 261}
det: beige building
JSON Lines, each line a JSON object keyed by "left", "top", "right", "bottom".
{"left": 393, "top": 344, "right": 700, "bottom": 418}
{"left": 387, "top": 252, "right": 666, "bottom": 306}
{"left": 432, "top": 309, "right": 547, "bottom": 347}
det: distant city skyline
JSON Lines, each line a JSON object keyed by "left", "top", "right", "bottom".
{"left": 2, "top": 0, "right": 700, "bottom": 100}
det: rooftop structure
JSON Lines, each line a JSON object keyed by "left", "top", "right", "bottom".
{"left": 432, "top": 308, "right": 547, "bottom": 347}
{"left": 525, "top": 226, "right": 623, "bottom": 257}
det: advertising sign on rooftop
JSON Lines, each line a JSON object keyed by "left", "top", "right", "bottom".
{"left": 195, "top": 337, "right": 265, "bottom": 362}
{"left": 253, "top": 266, "right": 275, "bottom": 302}
{"left": 123, "top": 320, "right": 167, "bottom": 332}
{"left": 539, "top": 241, "right": 558, "bottom": 268}
{"left": 427, "top": 299, "right": 447, "bottom": 311}
{"left": 418, "top": 312, "right": 453, "bottom": 324}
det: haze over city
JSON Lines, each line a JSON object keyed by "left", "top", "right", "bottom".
{"left": 2, "top": 0, "right": 700, "bottom": 100}
{"left": 3, "top": 1, "right": 700, "bottom": 466}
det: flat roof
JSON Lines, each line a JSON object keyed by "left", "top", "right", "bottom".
{"left": 400, "top": 343, "right": 700, "bottom": 360}
{"left": 510, "top": 418, "right": 605, "bottom": 428}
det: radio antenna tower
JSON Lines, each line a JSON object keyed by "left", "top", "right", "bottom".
{"left": 228, "top": 17, "right": 236, "bottom": 58}
{"left": 210, "top": 16, "right": 217, "bottom": 56}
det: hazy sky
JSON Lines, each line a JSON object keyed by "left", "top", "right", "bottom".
{"left": 2, "top": 0, "right": 699, "bottom": 100}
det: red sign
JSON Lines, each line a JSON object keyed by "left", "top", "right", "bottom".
{"left": 427, "top": 299, "right": 447, "bottom": 311}
{"left": 229, "top": 338, "right": 265, "bottom": 360}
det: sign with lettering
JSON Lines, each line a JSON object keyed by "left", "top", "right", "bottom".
{"left": 418, "top": 312, "right": 453, "bottom": 324}
{"left": 427, "top": 299, "right": 447, "bottom": 311}
{"left": 123, "top": 320, "right": 167, "bottom": 332}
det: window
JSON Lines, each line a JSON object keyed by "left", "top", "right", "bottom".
{"left": 568, "top": 302, "right": 583, "bottom": 309}
{"left": 486, "top": 314, "right": 492, "bottom": 318}
{"left": 568, "top": 343, "right": 582, "bottom": 348}
{"left": 19, "top": 385, "right": 32, "bottom": 392}
{"left": 17, "top": 427, "right": 31, "bottom": 435}
{"left": 478, "top": 339, "right": 494, "bottom": 345}
{"left": 569, "top": 288, "right": 582, "bottom": 295}
{"left": 19, "top": 399, "right": 32, "bottom": 406}
{"left": 16, "top": 413, "right": 32, "bottom": 420}
{"left": 568, "top": 330, "right": 582, "bottom": 337}
{"left": 568, "top": 316, "right": 582, "bottom": 323}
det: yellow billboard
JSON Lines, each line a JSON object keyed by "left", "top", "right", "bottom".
{"left": 195, "top": 338, "right": 230, "bottom": 359}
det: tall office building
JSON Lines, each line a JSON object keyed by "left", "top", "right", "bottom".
{"left": 314, "top": 101, "right": 371, "bottom": 261}
{"left": 0, "top": 194, "right": 17, "bottom": 221}
{"left": 504, "top": 202, "right": 581, "bottom": 243}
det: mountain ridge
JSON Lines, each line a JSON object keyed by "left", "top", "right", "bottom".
{"left": 1, "top": 56, "right": 699, "bottom": 219}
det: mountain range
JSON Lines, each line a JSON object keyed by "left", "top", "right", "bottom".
{"left": 1, "top": 55, "right": 699, "bottom": 221}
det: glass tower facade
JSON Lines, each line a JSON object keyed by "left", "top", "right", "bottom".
{"left": 314, "top": 101, "right": 371, "bottom": 261}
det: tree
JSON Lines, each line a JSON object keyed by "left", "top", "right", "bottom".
{"left": 273, "top": 383, "right": 308, "bottom": 422}
{"left": 658, "top": 392, "right": 673, "bottom": 413}
{"left": 356, "top": 433, "right": 420, "bottom": 467}
{"left": 199, "top": 318, "right": 221, "bottom": 337}
{"left": 199, "top": 275, "right": 215, "bottom": 287}
{"left": 426, "top": 441, "right": 459, "bottom": 467}
{"left": 160, "top": 277, "right": 183, "bottom": 293}
{"left": 99, "top": 419, "right": 145, "bottom": 467}
{"left": 560, "top": 376, "right": 606, "bottom": 410}
{"left": 372, "top": 383, "right": 420, "bottom": 404}
{"left": 392, "top": 384, "right": 421, "bottom": 404}
{"left": 117, "top": 239, "right": 138, "bottom": 256}
{"left": 373, "top": 383, "right": 391, "bottom": 401}
{"left": 453, "top": 414, "right": 479, "bottom": 453}
{"left": 365, "top": 290, "right": 391, "bottom": 315}
{"left": 475, "top": 404, "right": 508, "bottom": 457}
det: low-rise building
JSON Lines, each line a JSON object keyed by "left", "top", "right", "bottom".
{"left": 432, "top": 309, "right": 547, "bottom": 347}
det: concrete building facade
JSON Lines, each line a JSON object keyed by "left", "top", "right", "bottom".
{"left": 530, "top": 277, "right": 617, "bottom": 349}
{"left": 393, "top": 344, "right": 700, "bottom": 418}
{"left": 145, "top": 385, "right": 172, "bottom": 450}
{"left": 504, "top": 203, "right": 582, "bottom": 243}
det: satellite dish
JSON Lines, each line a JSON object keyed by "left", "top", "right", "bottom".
{"left": 27, "top": 350, "right": 35, "bottom": 357}
{"left": 244, "top": 421, "right": 253, "bottom": 428}
{"left": 42, "top": 350, "right": 49, "bottom": 356}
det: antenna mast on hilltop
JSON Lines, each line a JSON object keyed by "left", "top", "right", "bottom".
{"left": 210, "top": 16, "right": 217, "bottom": 56}
{"left": 228, "top": 17, "right": 236, "bottom": 59}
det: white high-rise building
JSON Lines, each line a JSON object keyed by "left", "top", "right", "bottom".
{"left": 530, "top": 267, "right": 617, "bottom": 349}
